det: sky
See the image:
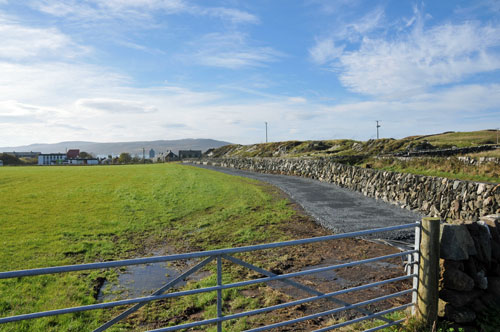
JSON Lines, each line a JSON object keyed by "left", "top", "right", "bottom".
{"left": 1, "top": 0, "right": 500, "bottom": 146}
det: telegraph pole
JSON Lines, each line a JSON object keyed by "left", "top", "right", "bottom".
{"left": 376, "top": 121, "right": 381, "bottom": 139}
{"left": 265, "top": 122, "right": 268, "bottom": 143}
{"left": 143, "top": 147, "right": 145, "bottom": 164}
{"left": 497, "top": 128, "right": 499, "bottom": 145}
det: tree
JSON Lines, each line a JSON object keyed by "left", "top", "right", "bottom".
{"left": 0, "top": 153, "right": 23, "bottom": 165}
{"left": 118, "top": 152, "right": 132, "bottom": 164}
{"left": 79, "top": 151, "right": 93, "bottom": 159}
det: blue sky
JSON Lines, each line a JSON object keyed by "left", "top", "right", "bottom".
{"left": 1, "top": 0, "right": 500, "bottom": 146}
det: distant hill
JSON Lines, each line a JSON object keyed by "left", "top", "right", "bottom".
{"left": 0, "top": 139, "right": 231, "bottom": 156}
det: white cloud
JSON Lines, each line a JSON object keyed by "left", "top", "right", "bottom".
{"left": 309, "top": 38, "right": 344, "bottom": 65}
{"left": 30, "top": 0, "right": 258, "bottom": 25}
{"left": 76, "top": 98, "right": 158, "bottom": 113}
{"left": 338, "top": 21, "right": 500, "bottom": 96}
{"left": 0, "top": 18, "right": 89, "bottom": 60}
{"left": 198, "top": 7, "right": 259, "bottom": 25}
{"left": 191, "top": 32, "right": 282, "bottom": 69}
{"left": 288, "top": 97, "right": 307, "bottom": 104}
{"left": 312, "top": 6, "right": 500, "bottom": 97}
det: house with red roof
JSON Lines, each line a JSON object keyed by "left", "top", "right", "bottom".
{"left": 66, "top": 149, "right": 80, "bottom": 159}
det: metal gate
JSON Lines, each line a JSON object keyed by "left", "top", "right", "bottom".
{"left": 0, "top": 222, "right": 420, "bottom": 331}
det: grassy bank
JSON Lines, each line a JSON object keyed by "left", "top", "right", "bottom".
{"left": 366, "top": 157, "right": 500, "bottom": 183}
{"left": 0, "top": 164, "right": 298, "bottom": 331}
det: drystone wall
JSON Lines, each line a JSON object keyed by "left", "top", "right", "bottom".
{"left": 393, "top": 144, "right": 499, "bottom": 157}
{"left": 192, "top": 157, "right": 500, "bottom": 221}
{"left": 376, "top": 155, "right": 500, "bottom": 166}
{"left": 439, "top": 215, "right": 500, "bottom": 323}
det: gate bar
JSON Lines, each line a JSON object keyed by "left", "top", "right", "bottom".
{"left": 312, "top": 304, "right": 412, "bottom": 332}
{"left": 94, "top": 256, "right": 214, "bottom": 332}
{"left": 0, "top": 251, "right": 415, "bottom": 324}
{"left": 147, "top": 287, "right": 415, "bottom": 332}
{"left": 0, "top": 223, "right": 417, "bottom": 279}
{"left": 246, "top": 301, "right": 413, "bottom": 332}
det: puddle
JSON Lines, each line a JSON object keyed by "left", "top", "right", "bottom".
{"left": 98, "top": 261, "right": 211, "bottom": 301}
{"left": 300, "top": 264, "right": 351, "bottom": 287}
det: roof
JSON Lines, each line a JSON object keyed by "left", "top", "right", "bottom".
{"left": 66, "top": 149, "right": 80, "bottom": 158}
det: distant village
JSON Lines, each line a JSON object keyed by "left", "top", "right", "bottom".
{"left": 0, "top": 148, "right": 202, "bottom": 166}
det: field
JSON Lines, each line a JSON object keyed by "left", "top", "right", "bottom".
{"left": 0, "top": 164, "right": 305, "bottom": 331}
{"left": 0, "top": 164, "right": 420, "bottom": 331}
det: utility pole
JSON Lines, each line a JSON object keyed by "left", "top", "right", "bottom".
{"left": 265, "top": 122, "right": 268, "bottom": 143}
{"left": 497, "top": 128, "right": 499, "bottom": 145}
{"left": 143, "top": 147, "right": 145, "bottom": 164}
{"left": 376, "top": 120, "right": 381, "bottom": 139}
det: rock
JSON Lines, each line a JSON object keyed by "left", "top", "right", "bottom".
{"left": 445, "top": 305, "right": 477, "bottom": 324}
{"left": 477, "top": 221, "right": 492, "bottom": 263}
{"left": 471, "top": 297, "right": 489, "bottom": 313}
{"left": 441, "top": 259, "right": 464, "bottom": 271}
{"left": 487, "top": 276, "right": 500, "bottom": 296}
{"left": 491, "top": 261, "right": 500, "bottom": 276}
{"left": 477, "top": 183, "right": 486, "bottom": 195}
{"left": 442, "top": 266, "right": 475, "bottom": 291}
{"left": 463, "top": 258, "right": 478, "bottom": 279}
{"left": 439, "top": 289, "right": 482, "bottom": 307}
{"left": 440, "top": 224, "right": 477, "bottom": 260}
{"left": 481, "top": 214, "right": 500, "bottom": 242}
{"left": 483, "top": 196, "right": 493, "bottom": 207}
{"left": 474, "top": 270, "right": 488, "bottom": 290}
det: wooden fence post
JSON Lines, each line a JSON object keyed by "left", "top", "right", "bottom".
{"left": 416, "top": 217, "right": 440, "bottom": 325}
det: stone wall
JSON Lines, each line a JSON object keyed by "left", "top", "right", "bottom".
{"left": 439, "top": 215, "right": 500, "bottom": 323}
{"left": 376, "top": 155, "right": 500, "bottom": 166}
{"left": 393, "top": 144, "right": 499, "bottom": 157}
{"left": 192, "top": 157, "right": 500, "bottom": 221}
{"left": 457, "top": 156, "right": 500, "bottom": 166}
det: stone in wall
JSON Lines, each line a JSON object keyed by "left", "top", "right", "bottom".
{"left": 438, "top": 217, "right": 500, "bottom": 324}
{"left": 440, "top": 224, "right": 476, "bottom": 260}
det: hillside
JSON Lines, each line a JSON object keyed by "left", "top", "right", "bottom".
{"left": 0, "top": 138, "right": 231, "bottom": 156}
{"left": 206, "top": 130, "right": 499, "bottom": 159}
{"left": 205, "top": 130, "right": 500, "bottom": 183}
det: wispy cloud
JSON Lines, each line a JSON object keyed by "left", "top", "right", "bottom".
{"left": 191, "top": 32, "right": 282, "bottom": 69}
{"left": 76, "top": 98, "right": 159, "bottom": 113}
{"left": 198, "top": 7, "right": 259, "bottom": 25}
{"left": 0, "top": 16, "right": 89, "bottom": 60}
{"left": 309, "top": 38, "right": 344, "bottom": 65}
{"left": 30, "top": 0, "right": 257, "bottom": 25}
{"left": 310, "top": 6, "right": 500, "bottom": 96}
{"left": 339, "top": 20, "right": 500, "bottom": 96}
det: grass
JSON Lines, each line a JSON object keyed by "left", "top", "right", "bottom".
{"left": 420, "top": 130, "right": 499, "bottom": 148}
{"left": 366, "top": 157, "right": 500, "bottom": 183}
{"left": 0, "top": 163, "right": 298, "bottom": 331}
{"left": 322, "top": 310, "right": 468, "bottom": 332}
{"left": 209, "top": 130, "right": 500, "bottom": 157}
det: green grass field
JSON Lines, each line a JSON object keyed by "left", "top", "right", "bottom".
{"left": 0, "top": 164, "right": 298, "bottom": 331}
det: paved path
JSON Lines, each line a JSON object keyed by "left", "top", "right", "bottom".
{"left": 191, "top": 164, "right": 422, "bottom": 242}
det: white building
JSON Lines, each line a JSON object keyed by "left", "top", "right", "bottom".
{"left": 38, "top": 153, "right": 67, "bottom": 165}
{"left": 67, "top": 158, "right": 99, "bottom": 165}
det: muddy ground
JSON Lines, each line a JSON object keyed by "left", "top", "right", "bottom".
{"left": 126, "top": 183, "right": 413, "bottom": 331}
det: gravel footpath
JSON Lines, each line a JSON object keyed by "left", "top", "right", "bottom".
{"left": 190, "top": 164, "right": 422, "bottom": 242}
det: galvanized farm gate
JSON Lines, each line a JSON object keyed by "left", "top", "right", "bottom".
{"left": 0, "top": 222, "right": 429, "bottom": 332}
